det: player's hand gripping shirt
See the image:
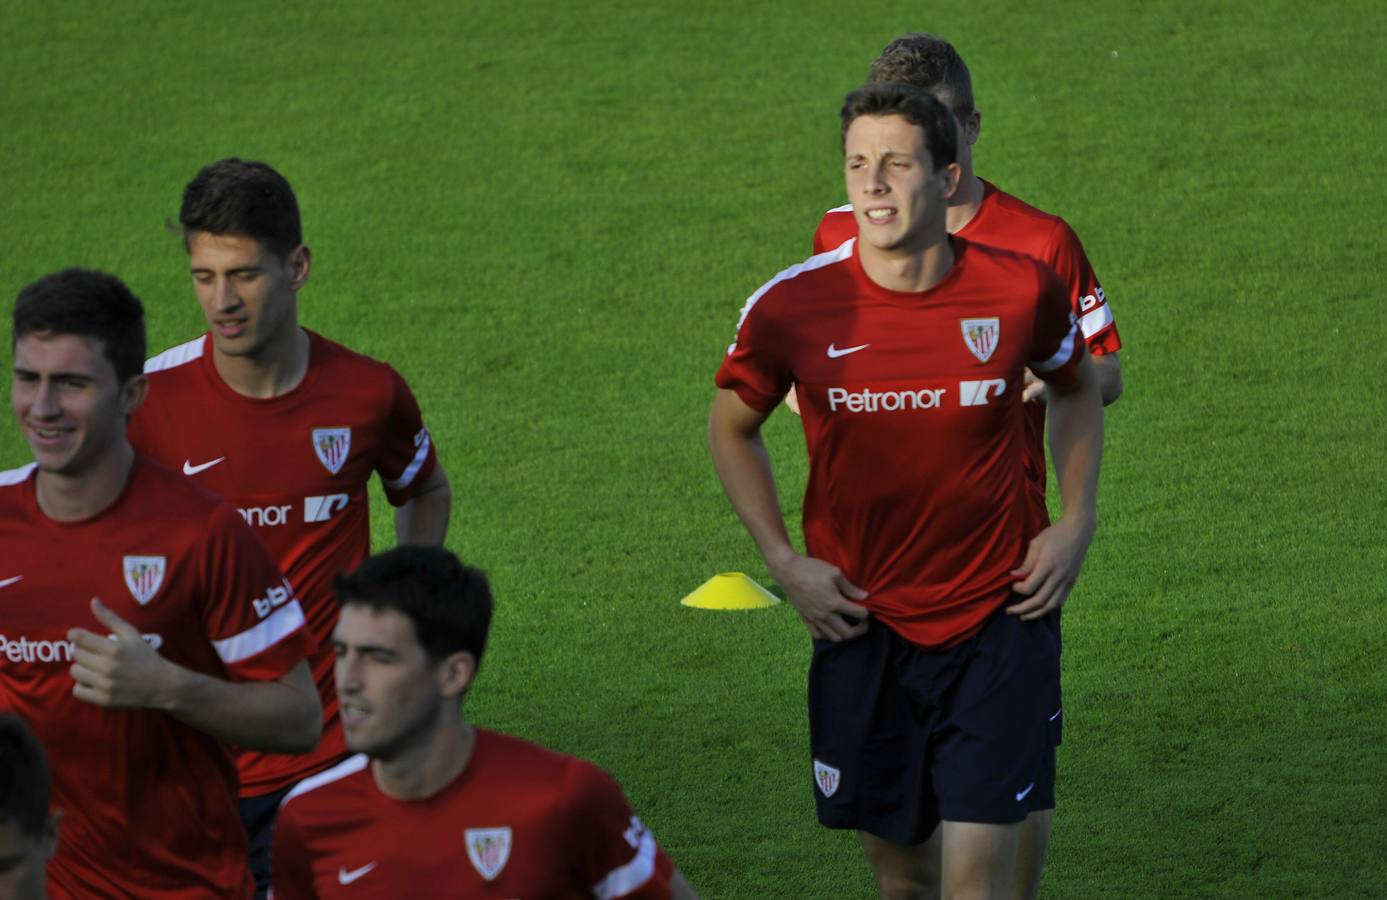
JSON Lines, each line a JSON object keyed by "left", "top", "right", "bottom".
{"left": 0, "top": 456, "right": 312, "bottom": 899}
{"left": 129, "top": 330, "right": 439, "bottom": 795}
{"left": 272, "top": 730, "right": 678, "bottom": 899}
{"left": 716, "top": 238, "right": 1085, "bottom": 647}
{"left": 814, "top": 181, "right": 1120, "bottom": 527}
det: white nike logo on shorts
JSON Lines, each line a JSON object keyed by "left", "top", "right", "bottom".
{"left": 338, "top": 862, "right": 377, "bottom": 885}
{"left": 182, "top": 457, "right": 226, "bottom": 475}
{"left": 1016, "top": 782, "right": 1036, "bottom": 802}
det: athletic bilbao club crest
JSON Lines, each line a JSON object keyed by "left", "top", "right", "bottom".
{"left": 961, "top": 318, "right": 1001, "bottom": 363}
{"left": 122, "top": 556, "right": 166, "bottom": 606}
{"left": 311, "top": 428, "right": 352, "bottom": 475}
{"left": 813, "top": 759, "right": 840, "bottom": 798}
{"left": 465, "top": 827, "right": 512, "bottom": 881}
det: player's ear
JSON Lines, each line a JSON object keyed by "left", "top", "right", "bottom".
{"left": 43, "top": 809, "right": 62, "bottom": 859}
{"left": 438, "top": 650, "right": 477, "bottom": 699}
{"left": 288, "top": 244, "right": 312, "bottom": 291}
{"left": 120, "top": 374, "right": 149, "bottom": 418}
{"left": 938, "top": 163, "right": 962, "bottom": 201}
{"left": 963, "top": 109, "right": 981, "bottom": 145}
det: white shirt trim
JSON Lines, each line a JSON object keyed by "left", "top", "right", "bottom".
{"left": 145, "top": 336, "right": 207, "bottom": 374}
{"left": 592, "top": 829, "right": 658, "bottom": 899}
{"left": 280, "top": 754, "right": 370, "bottom": 808}
{"left": 1079, "top": 303, "right": 1115, "bottom": 339}
{"left": 382, "top": 430, "right": 431, "bottom": 491}
{"left": 728, "top": 239, "right": 856, "bottom": 355}
{"left": 213, "top": 601, "right": 306, "bottom": 665}
{"left": 1031, "top": 318, "right": 1081, "bottom": 374}
{"left": 0, "top": 463, "right": 37, "bottom": 486}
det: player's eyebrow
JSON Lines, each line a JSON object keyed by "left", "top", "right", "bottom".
{"left": 13, "top": 365, "right": 92, "bottom": 382}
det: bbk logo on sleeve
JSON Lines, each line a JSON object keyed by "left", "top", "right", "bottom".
{"left": 465, "top": 827, "right": 512, "bottom": 881}
{"left": 312, "top": 428, "right": 352, "bottom": 475}
{"left": 813, "top": 759, "right": 840, "bottom": 798}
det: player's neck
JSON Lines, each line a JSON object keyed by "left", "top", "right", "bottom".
{"left": 212, "top": 327, "right": 311, "bottom": 399}
{"left": 372, "top": 720, "right": 476, "bottom": 801}
{"left": 947, "top": 173, "right": 985, "bottom": 234}
{"left": 858, "top": 232, "right": 956, "bottom": 294}
{"left": 34, "top": 441, "right": 135, "bottom": 522}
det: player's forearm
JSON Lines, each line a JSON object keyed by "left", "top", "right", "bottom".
{"left": 1047, "top": 360, "right": 1104, "bottom": 531}
{"left": 395, "top": 467, "right": 451, "bottom": 545}
{"left": 708, "top": 409, "right": 798, "bottom": 570}
{"left": 157, "top": 659, "right": 322, "bottom": 753}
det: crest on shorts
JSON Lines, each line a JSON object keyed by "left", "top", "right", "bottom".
{"left": 122, "top": 556, "right": 166, "bottom": 606}
{"left": 813, "top": 759, "right": 840, "bottom": 798}
{"left": 961, "top": 318, "right": 1001, "bottom": 363}
{"left": 465, "top": 827, "right": 512, "bottom": 881}
{"left": 311, "top": 428, "right": 352, "bottom": 475}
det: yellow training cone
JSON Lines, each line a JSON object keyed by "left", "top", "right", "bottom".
{"left": 680, "top": 573, "right": 781, "bottom": 610}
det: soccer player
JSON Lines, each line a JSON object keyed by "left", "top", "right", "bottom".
{"left": 0, "top": 715, "right": 60, "bottom": 900}
{"left": 807, "top": 34, "right": 1125, "bottom": 896}
{"left": 709, "top": 84, "right": 1103, "bottom": 899}
{"left": 2, "top": 268, "right": 321, "bottom": 898}
{"left": 128, "top": 158, "right": 452, "bottom": 893}
{"left": 272, "top": 545, "right": 699, "bottom": 899}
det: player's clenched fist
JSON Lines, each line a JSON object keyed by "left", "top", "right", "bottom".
{"left": 68, "top": 598, "right": 173, "bottom": 709}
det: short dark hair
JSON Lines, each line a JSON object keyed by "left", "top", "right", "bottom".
{"left": 12, "top": 268, "right": 146, "bottom": 384}
{"left": 334, "top": 546, "right": 493, "bottom": 668}
{"left": 869, "top": 32, "right": 975, "bottom": 121}
{"left": 840, "top": 82, "right": 959, "bottom": 172}
{"left": 179, "top": 158, "right": 303, "bottom": 258}
{"left": 0, "top": 715, "right": 51, "bottom": 839}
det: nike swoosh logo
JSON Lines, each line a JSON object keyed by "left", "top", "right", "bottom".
{"left": 338, "top": 862, "right": 377, "bottom": 885}
{"left": 182, "top": 457, "right": 226, "bottom": 476}
{"left": 0, "top": 576, "right": 22, "bottom": 589}
{"left": 826, "top": 342, "right": 870, "bottom": 358}
{"left": 1049, "top": 707, "right": 1063, "bottom": 722}
{"left": 1016, "top": 782, "right": 1036, "bottom": 802}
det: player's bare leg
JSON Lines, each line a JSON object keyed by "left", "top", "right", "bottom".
{"left": 1011, "top": 809, "right": 1052, "bottom": 900}
{"left": 858, "top": 829, "right": 940, "bottom": 900}
{"left": 939, "top": 821, "right": 1021, "bottom": 900}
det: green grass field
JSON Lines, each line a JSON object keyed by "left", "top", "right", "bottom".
{"left": 3, "top": 1, "right": 1385, "bottom": 896}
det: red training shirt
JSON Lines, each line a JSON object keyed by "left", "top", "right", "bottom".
{"left": 272, "top": 730, "right": 678, "bottom": 899}
{"left": 129, "top": 330, "right": 439, "bottom": 796}
{"left": 0, "top": 456, "right": 311, "bottom": 899}
{"left": 716, "top": 237, "right": 1085, "bottom": 648}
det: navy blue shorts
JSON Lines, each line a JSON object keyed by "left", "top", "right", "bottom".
{"left": 807, "top": 607, "right": 1059, "bottom": 845}
{"left": 240, "top": 784, "right": 293, "bottom": 900}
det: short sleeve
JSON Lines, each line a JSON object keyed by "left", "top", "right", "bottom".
{"left": 375, "top": 366, "right": 438, "bottom": 507}
{"left": 713, "top": 283, "right": 793, "bottom": 413}
{"left": 1028, "top": 263, "right": 1087, "bottom": 389}
{"left": 1045, "top": 219, "right": 1122, "bottom": 356}
{"left": 200, "top": 503, "right": 313, "bottom": 681}
{"left": 565, "top": 761, "right": 676, "bottom": 900}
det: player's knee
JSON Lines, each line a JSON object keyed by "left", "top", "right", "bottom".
{"left": 873, "top": 870, "right": 937, "bottom": 900}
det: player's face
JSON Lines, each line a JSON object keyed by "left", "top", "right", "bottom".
{"left": 333, "top": 605, "right": 454, "bottom": 761}
{"left": 187, "top": 232, "right": 308, "bottom": 362}
{"left": 11, "top": 333, "right": 143, "bottom": 478}
{"left": 0, "top": 815, "right": 58, "bottom": 900}
{"left": 844, "top": 114, "right": 959, "bottom": 253}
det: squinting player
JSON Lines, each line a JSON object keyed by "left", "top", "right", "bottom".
{"left": 710, "top": 84, "right": 1103, "bottom": 899}
{"left": 272, "top": 545, "right": 699, "bottom": 899}
{"left": 2, "top": 268, "right": 320, "bottom": 898}
{"left": 0, "top": 715, "right": 60, "bottom": 900}
{"left": 808, "top": 33, "right": 1125, "bottom": 897}
{"left": 128, "top": 158, "right": 451, "bottom": 895}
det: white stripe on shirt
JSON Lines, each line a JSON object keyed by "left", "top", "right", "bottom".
{"left": 592, "top": 830, "right": 658, "bottom": 899}
{"left": 145, "top": 336, "right": 207, "bottom": 373}
{"left": 382, "top": 430, "right": 431, "bottom": 491}
{"left": 213, "top": 601, "right": 306, "bottom": 665}
{"left": 728, "top": 239, "right": 856, "bottom": 355}
{"left": 280, "top": 754, "right": 369, "bottom": 808}
{"left": 1079, "top": 303, "right": 1114, "bottom": 339}
{"left": 1031, "top": 318, "right": 1081, "bottom": 373}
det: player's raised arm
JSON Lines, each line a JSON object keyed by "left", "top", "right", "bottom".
{"left": 708, "top": 389, "right": 868, "bottom": 641}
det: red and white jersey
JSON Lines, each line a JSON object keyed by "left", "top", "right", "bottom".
{"left": 716, "top": 237, "right": 1085, "bottom": 647}
{"left": 0, "top": 456, "right": 311, "bottom": 899}
{"left": 814, "top": 179, "right": 1121, "bottom": 525}
{"left": 272, "top": 730, "right": 678, "bottom": 899}
{"left": 129, "top": 329, "right": 438, "bottom": 795}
